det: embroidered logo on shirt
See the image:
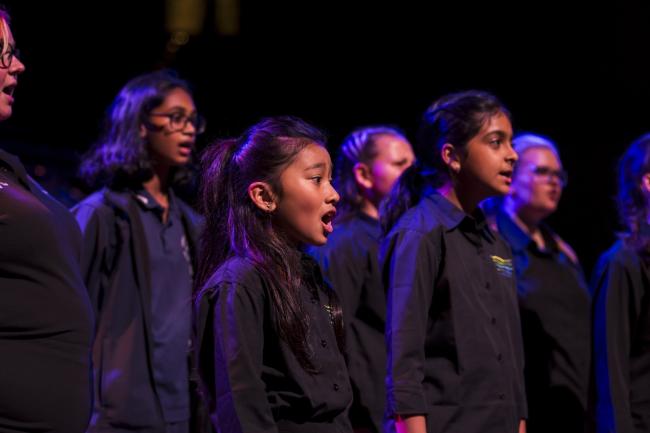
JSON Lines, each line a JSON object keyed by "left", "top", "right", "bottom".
{"left": 0, "top": 181, "right": 8, "bottom": 190}
{"left": 490, "top": 255, "right": 513, "bottom": 278}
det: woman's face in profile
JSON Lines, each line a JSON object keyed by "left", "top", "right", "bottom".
{"left": 0, "top": 22, "right": 25, "bottom": 121}
{"left": 510, "top": 147, "right": 564, "bottom": 217}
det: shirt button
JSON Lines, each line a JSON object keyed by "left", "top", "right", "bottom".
{"left": 485, "top": 282, "right": 491, "bottom": 290}
{"left": 491, "top": 317, "right": 496, "bottom": 325}
{"left": 498, "top": 393, "right": 505, "bottom": 400}
{"left": 497, "top": 353, "right": 502, "bottom": 361}
{"left": 321, "top": 339, "right": 327, "bottom": 347}
{"left": 333, "top": 383, "right": 339, "bottom": 391}
{"left": 311, "top": 298, "right": 318, "bottom": 304}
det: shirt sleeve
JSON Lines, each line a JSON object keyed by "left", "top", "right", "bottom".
{"left": 382, "top": 227, "right": 439, "bottom": 417}
{"left": 209, "top": 279, "right": 279, "bottom": 433}
{"left": 71, "top": 202, "right": 111, "bottom": 319}
{"left": 591, "top": 249, "right": 643, "bottom": 433}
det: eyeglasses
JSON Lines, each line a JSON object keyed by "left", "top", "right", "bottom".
{"left": 0, "top": 44, "right": 20, "bottom": 69}
{"left": 527, "top": 164, "right": 569, "bottom": 186}
{"left": 149, "top": 111, "right": 206, "bottom": 134}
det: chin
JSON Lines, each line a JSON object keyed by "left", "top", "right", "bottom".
{"left": 309, "top": 235, "right": 328, "bottom": 247}
{"left": 0, "top": 108, "right": 12, "bottom": 121}
{"left": 490, "top": 184, "right": 511, "bottom": 197}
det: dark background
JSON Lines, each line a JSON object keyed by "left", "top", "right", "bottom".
{"left": 2, "top": 1, "right": 649, "bottom": 275}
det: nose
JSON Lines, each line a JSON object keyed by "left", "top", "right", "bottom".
{"left": 506, "top": 143, "right": 518, "bottom": 166}
{"left": 326, "top": 182, "right": 340, "bottom": 205}
{"left": 549, "top": 172, "right": 562, "bottom": 187}
{"left": 9, "top": 53, "right": 25, "bottom": 75}
{"left": 182, "top": 119, "right": 197, "bottom": 136}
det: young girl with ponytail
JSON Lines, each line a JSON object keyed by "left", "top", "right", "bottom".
{"left": 194, "top": 116, "right": 353, "bottom": 433}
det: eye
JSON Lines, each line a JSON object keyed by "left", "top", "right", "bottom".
{"left": 311, "top": 176, "right": 323, "bottom": 184}
{"left": 169, "top": 112, "right": 186, "bottom": 124}
{"left": 489, "top": 138, "right": 502, "bottom": 148}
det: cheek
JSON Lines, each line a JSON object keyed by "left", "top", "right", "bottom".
{"left": 279, "top": 188, "right": 321, "bottom": 228}
{"left": 512, "top": 179, "right": 533, "bottom": 201}
{"left": 371, "top": 163, "right": 400, "bottom": 192}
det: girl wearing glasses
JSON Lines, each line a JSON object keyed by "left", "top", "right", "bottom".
{"left": 592, "top": 134, "right": 650, "bottom": 433}
{"left": 485, "top": 134, "right": 591, "bottom": 433}
{"left": 0, "top": 8, "right": 94, "bottom": 433}
{"left": 73, "top": 70, "right": 205, "bottom": 433}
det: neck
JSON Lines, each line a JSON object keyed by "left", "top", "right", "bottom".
{"left": 437, "top": 181, "right": 481, "bottom": 214}
{"left": 359, "top": 198, "right": 379, "bottom": 220}
{"left": 142, "top": 163, "right": 172, "bottom": 217}
{"left": 503, "top": 196, "right": 547, "bottom": 249}
{"left": 503, "top": 196, "right": 544, "bottom": 232}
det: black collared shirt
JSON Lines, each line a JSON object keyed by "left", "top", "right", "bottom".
{"left": 134, "top": 189, "right": 193, "bottom": 424}
{"left": 381, "top": 191, "right": 526, "bottom": 433}
{"left": 496, "top": 210, "right": 591, "bottom": 433}
{"left": 196, "top": 255, "right": 353, "bottom": 433}
{"left": 592, "top": 240, "right": 650, "bottom": 433}
{"left": 308, "top": 212, "right": 385, "bottom": 433}
{"left": 0, "top": 150, "right": 93, "bottom": 433}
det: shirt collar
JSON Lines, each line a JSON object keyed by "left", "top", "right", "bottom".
{"left": 133, "top": 188, "right": 178, "bottom": 217}
{"left": 497, "top": 209, "right": 558, "bottom": 254}
{"left": 424, "top": 189, "right": 495, "bottom": 242}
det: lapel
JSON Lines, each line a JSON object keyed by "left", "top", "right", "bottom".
{"left": 103, "top": 188, "right": 155, "bottom": 357}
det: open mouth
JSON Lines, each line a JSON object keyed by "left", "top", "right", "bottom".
{"left": 178, "top": 142, "right": 193, "bottom": 153}
{"left": 2, "top": 83, "right": 16, "bottom": 97}
{"left": 321, "top": 209, "right": 336, "bottom": 235}
{"left": 498, "top": 170, "right": 513, "bottom": 183}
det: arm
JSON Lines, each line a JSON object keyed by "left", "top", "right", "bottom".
{"left": 591, "top": 249, "right": 639, "bottom": 433}
{"left": 71, "top": 202, "right": 110, "bottom": 319}
{"left": 210, "top": 279, "right": 278, "bottom": 433}
{"left": 395, "top": 415, "right": 427, "bottom": 433}
{"left": 382, "top": 228, "right": 437, "bottom": 426}
{"left": 518, "top": 419, "right": 526, "bottom": 433}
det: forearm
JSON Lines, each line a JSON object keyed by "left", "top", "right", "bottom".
{"left": 395, "top": 415, "right": 427, "bottom": 433}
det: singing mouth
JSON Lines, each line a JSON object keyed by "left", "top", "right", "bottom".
{"left": 2, "top": 83, "right": 16, "bottom": 96}
{"left": 321, "top": 209, "right": 336, "bottom": 234}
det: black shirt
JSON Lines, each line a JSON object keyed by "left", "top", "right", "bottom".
{"left": 196, "top": 255, "right": 353, "bottom": 433}
{"left": 308, "top": 212, "right": 385, "bottom": 433}
{"left": 381, "top": 191, "right": 527, "bottom": 433}
{"left": 496, "top": 210, "right": 591, "bottom": 433}
{"left": 592, "top": 240, "right": 650, "bottom": 433}
{"left": 0, "top": 149, "right": 94, "bottom": 433}
{"left": 135, "top": 189, "right": 193, "bottom": 424}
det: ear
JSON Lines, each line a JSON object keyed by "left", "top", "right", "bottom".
{"left": 353, "top": 162, "right": 373, "bottom": 190}
{"left": 248, "top": 181, "right": 277, "bottom": 213}
{"left": 140, "top": 124, "right": 148, "bottom": 139}
{"left": 441, "top": 143, "right": 461, "bottom": 173}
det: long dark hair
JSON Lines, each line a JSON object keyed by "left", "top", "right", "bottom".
{"left": 335, "top": 125, "right": 408, "bottom": 222}
{"left": 195, "top": 116, "right": 344, "bottom": 372}
{"left": 79, "top": 70, "right": 195, "bottom": 189}
{"left": 381, "top": 90, "right": 509, "bottom": 233}
{"left": 617, "top": 133, "right": 650, "bottom": 253}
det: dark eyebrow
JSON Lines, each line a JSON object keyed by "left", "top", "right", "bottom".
{"left": 485, "top": 130, "right": 509, "bottom": 138}
{"left": 166, "top": 106, "right": 196, "bottom": 113}
{"left": 305, "top": 162, "right": 326, "bottom": 171}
